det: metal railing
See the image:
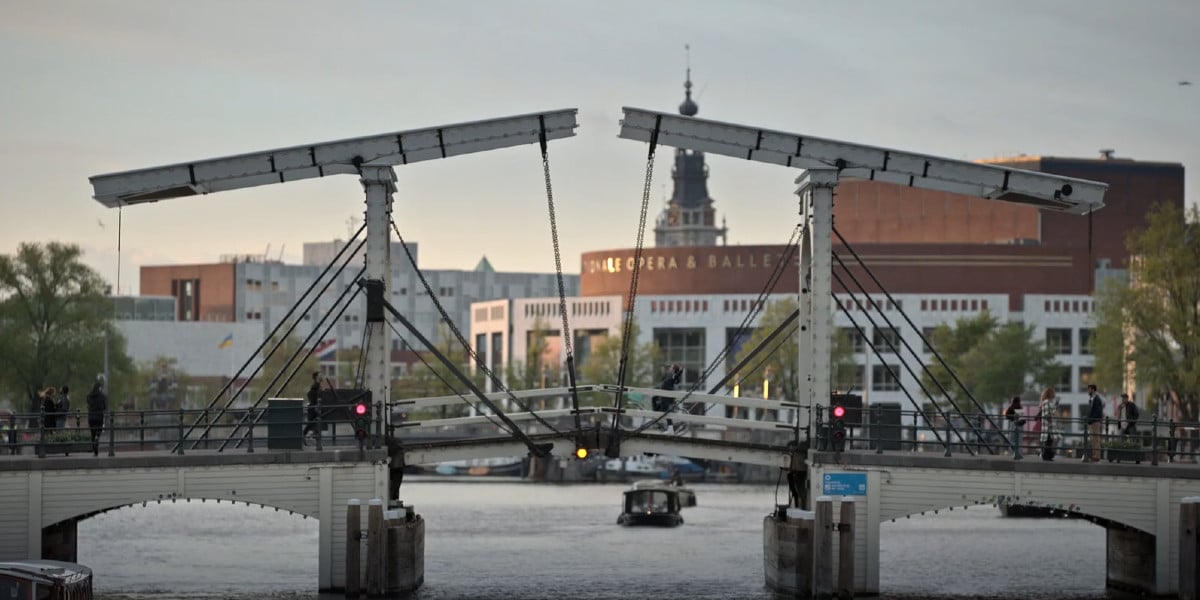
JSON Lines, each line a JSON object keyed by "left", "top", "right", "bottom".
{"left": 813, "top": 406, "right": 1200, "bottom": 465}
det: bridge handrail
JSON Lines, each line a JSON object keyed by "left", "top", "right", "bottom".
{"left": 391, "top": 385, "right": 598, "bottom": 410}
{"left": 592, "top": 384, "right": 803, "bottom": 412}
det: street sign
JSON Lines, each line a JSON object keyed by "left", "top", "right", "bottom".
{"left": 822, "top": 472, "right": 867, "bottom": 496}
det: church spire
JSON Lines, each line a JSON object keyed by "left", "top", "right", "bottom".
{"left": 679, "top": 44, "right": 698, "bottom": 117}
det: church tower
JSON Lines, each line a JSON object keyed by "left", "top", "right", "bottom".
{"left": 654, "top": 61, "right": 728, "bottom": 248}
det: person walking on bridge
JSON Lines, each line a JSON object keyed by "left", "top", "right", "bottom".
{"left": 55, "top": 385, "right": 71, "bottom": 430}
{"left": 1004, "top": 396, "right": 1026, "bottom": 460}
{"left": 652, "top": 364, "right": 683, "bottom": 433}
{"left": 86, "top": 378, "right": 107, "bottom": 456}
{"left": 303, "top": 371, "right": 321, "bottom": 444}
{"left": 1084, "top": 384, "right": 1104, "bottom": 462}
{"left": 1119, "top": 393, "right": 1139, "bottom": 438}
{"left": 40, "top": 388, "right": 57, "bottom": 431}
{"left": 1038, "top": 388, "right": 1059, "bottom": 461}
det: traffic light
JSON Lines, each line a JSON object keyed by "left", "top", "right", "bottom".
{"left": 352, "top": 401, "right": 371, "bottom": 441}
{"left": 831, "top": 403, "right": 847, "bottom": 452}
{"left": 575, "top": 447, "right": 590, "bottom": 460}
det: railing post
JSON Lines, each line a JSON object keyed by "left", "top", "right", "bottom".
{"left": 1169, "top": 419, "right": 1177, "bottom": 463}
{"left": 1152, "top": 414, "right": 1160, "bottom": 466}
{"left": 177, "top": 407, "right": 185, "bottom": 456}
{"left": 107, "top": 410, "right": 116, "bottom": 457}
{"left": 943, "top": 418, "right": 952, "bottom": 457}
{"left": 814, "top": 405, "right": 825, "bottom": 451}
{"left": 911, "top": 412, "right": 919, "bottom": 452}
{"left": 315, "top": 401, "right": 324, "bottom": 452}
{"left": 247, "top": 412, "right": 255, "bottom": 453}
{"left": 139, "top": 411, "right": 145, "bottom": 451}
{"left": 37, "top": 404, "right": 45, "bottom": 459}
{"left": 201, "top": 409, "right": 209, "bottom": 450}
{"left": 875, "top": 413, "right": 883, "bottom": 455}
{"left": 1081, "top": 421, "right": 1091, "bottom": 463}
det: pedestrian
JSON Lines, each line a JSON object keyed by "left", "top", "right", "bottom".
{"left": 1038, "top": 388, "right": 1059, "bottom": 461}
{"left": 303, "top": 371, "right": 321, "bottom": 443}
{"left": 55, "top": 385, "right": 70, "bottom": 430}
{"left": 1084, "top": 384, "right": 1104, "bottom": 462}
{"left": 1119, "top": 393, "right": 1139, "bottom": 438}
{"left": 86, "top": 378, "right": 107, "bottom": 456}
{"left": 40, "top": 387, "right": 57, "bottom": 430}
{"left": 1004, "top": 396, "right": 1026, "bottom": 460}
{"left": 0, "top": 409, "right": 14, "bottom": 455}
{"left": 652, "top": 364, "right": 683, "bottom": 433}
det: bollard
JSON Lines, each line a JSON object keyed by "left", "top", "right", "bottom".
{"left": 365, "top": 499, "right": 385, "bottom": 595}
{"left": 345, "top": 499, "right": 361, "bottom": 598}
{"left": 1181, "top": 497, "right": 1199, "bottom": 600}
{"left": 838, "top": 497, "right": 856, "bottom": 600}
{"left": 814, "top": 496, "right": 834, "bottom": 599}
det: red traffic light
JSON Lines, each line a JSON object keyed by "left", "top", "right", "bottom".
{"left": 354, "top": 403, "right": 368, "bottom": 416}
{"left": 832, "top": 405, "right": 846, "bottom": 419}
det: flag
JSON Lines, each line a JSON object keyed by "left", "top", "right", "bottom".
{"left": 218, "top": 333, "right": 234, "bottom": 350}
{"left": 315, "top": 338, "right": 337, "bottom": 361}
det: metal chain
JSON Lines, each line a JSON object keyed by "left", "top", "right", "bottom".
{"left": 538, "top": 124, "right": 584, "bottom": 438}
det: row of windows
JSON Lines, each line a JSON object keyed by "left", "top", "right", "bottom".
{"left": 840, "top": 326, "right": 1095, "bottom": 357}
{"left": 837, "top": 297, "right": 903, "bottom": 312}
{"left": 524, "top": 302, "right": 560, "bottom": 318}
{"left": 723, "top": 299, "right": 763, "bottom": 313}
{"left": 1044, "top": 299, "right": 1093, "bottom": 313}
{"left": 245, "top": 279, "right": 280, "bottom": 291}
{"left": 651, "top": 299, "right": 710, "bottom": 313}
{"left": 839, "top": 363, "right": 1099, "bottom": 395}
{"left": 572, "top": 301, "right": 611, "bottom": 317}
{"left": 1046, "top": 328, "right": 1094, "bottom": 355}
{"left": 918, "top": 298, "right": 989, "bottom": 312}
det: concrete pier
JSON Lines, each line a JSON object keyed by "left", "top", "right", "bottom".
{"left": 763, "top": 508, "right": 814, "bottom": 598}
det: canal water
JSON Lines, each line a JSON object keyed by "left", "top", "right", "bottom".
{"left": 82, "top": 479, "right": 1110, "bottom": 600}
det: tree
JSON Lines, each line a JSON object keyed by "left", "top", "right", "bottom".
{"left": 392, "top": 323, "right": 482, "bottom": 418}
{"left": 729, "top": 297, "right": 855, "bottom": 405}
{"left": 1092, "top": 202, "right": 1200, "bottom": 421}
{"left": 579, "top": 319, "right": 661, "bottom": 405}
{"left": 919, "top": 311, "right": 1063, "bottom": 409}
{"left": 0, "top": 242, "right": 134, "bottom": 415}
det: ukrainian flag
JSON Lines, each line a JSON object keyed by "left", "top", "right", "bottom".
{"left": 218, "top": 333, "right": 234, "bottom": 349}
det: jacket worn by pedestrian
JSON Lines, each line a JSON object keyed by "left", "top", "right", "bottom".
{"left": 86, "top": 388, "right": 107, "bottom": 423}
{"left": 1086, "top": 393, "right": 1104, "bottom": 424}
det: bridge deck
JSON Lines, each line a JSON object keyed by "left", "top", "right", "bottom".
{"left": 0, "top": 447, "right": 389, "bottom": 472}
{"left": 815, "top": 450, "right": 1200, "bottom": 480}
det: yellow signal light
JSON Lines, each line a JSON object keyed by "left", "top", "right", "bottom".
{"left": 575, "top": 447, "right": 589, "bottom": 460}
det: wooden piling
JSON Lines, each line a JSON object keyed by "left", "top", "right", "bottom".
{"left": 814, "top": 496, "right": 834, "bottom": 599}
{"left": 384, "top": 509, "right": 402, "bottom": 593}
{"left": 838, "top": 497, "right": 856, "bottom": 600}
{"left": 365, "top": 498, "right": 385, "bottom": 596}
{"left": 1182, "top": 497, "right": 1199, "bottom": 600}
{"left": 345, "top": 499, "right": 361, "bottom": 598}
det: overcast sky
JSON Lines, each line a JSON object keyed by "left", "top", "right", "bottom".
{"left": 1, "top": 0, "right": 1196, "bottom": 294}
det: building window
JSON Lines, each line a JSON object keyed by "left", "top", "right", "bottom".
{"left": 872, "top": 327, "right": 900, "bottom": 352}
{"left": 1079, "top": 328, "right": 1094, "bottom": 355}
{"left": 921, "top": 327, "right": 937, "bottom": 353}
{"left": 1054, "top": 366, "right": 1072, "bottom": 393}
{"left": 1045, "top": 328, "right": 1072, "bottom": 354}
{"left": 653, "top": 328, "right": 706, "bottom": 384}
{"left": 840, "top": 327, "right": 865, "bottom": 353}
{"left": 1079, "top": 366, "right": 1095, "bottom": 391}
{"left": 871, "top": 365, "right": 901, "bottom": 391}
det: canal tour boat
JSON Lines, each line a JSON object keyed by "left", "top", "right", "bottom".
{"left": 617, "top": 487, "right": 684, "bottom": 527}
{"left": 0, "top": 560, "right": 93, "bottom": 600}
{"left": 630, "top": 479, "right": 697, "bottom": 507}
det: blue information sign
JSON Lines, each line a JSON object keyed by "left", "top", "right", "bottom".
{"left": 822, "top": 472, "right": 867, "bottom": 496}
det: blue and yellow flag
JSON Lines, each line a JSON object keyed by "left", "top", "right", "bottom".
{"left": 218, "top": 333, "right": 234, "bottom": 349}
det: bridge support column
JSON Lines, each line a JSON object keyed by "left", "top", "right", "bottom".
{"left": 764, "top": 508, "right": 814, "bottom": 597}
{"left": 1106, "top": 526, "right": 1156, "bottom": 594}
{"left": 360, "top": 166, "right": 394, "bottom": 461}
{"left": 41, "top": 519, "right": 77, "bottom": 562}
{"left": 796, "top": 168, "right": 838, "bottom": 447}
{"left": 1182, "top": 497, "right": 1199, "bottom": 600}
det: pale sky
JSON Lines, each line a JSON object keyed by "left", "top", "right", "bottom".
{"left": 1, "top": 0, "right": 1196, "bottom": 295}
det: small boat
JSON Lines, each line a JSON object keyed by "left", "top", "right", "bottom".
{"left": 0, "top": 559, "right": 93, "bottom": 599}
{"left": 631, "top": 479, "right": 697, "bottom": 508}
{"left": 617, "top": 487, "right": 684, "bottom": 527}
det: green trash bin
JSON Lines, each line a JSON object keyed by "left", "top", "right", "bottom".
{"left": 267, "top": 398, "right": 304, "bottom": 450}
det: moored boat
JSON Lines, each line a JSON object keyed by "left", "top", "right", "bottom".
{"left": 0, "top": 560, "right": 93, "bottom": 599}
{"left": 617, "top": 487, "right": 684, "bottom": 527}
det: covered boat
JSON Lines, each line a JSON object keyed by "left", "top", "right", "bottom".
{"left": 0, "top": 560, "right": 93, "bottom": 599}
{"left": 631, "top": 479, "right": 697, "bottom": 507}
{"left": 617, "top": 487, "right": 684, "bottom": 527}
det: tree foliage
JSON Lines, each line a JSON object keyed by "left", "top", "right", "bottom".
{"left": 252, "top": 333, "right": 319, "bottom": 401}
{"left": 578, "top": 319, "right": 661, "bottom": 404}
{"left": 0, "top": 242, "right": 134, "bottom": 413}
{"left": 1092, "top": 202, "right": 1200, "bottom": 421}
{"left": 392, "top": 323, "right": 482, "bottom": 417}
{"left": 730, "top": 297, "right": 855, "bottom": 405}
{"left": 920, "top": 311, "right": 1063, "bottom": 409}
